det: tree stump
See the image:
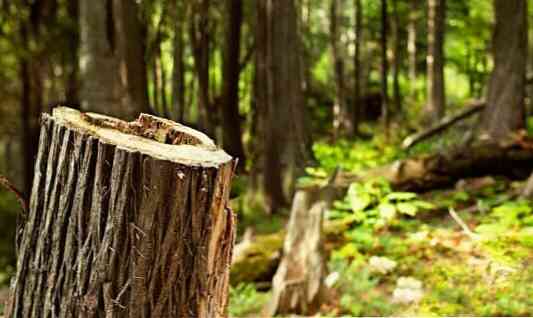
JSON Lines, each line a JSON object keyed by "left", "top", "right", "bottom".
{"left": 7, "top": 107, "right": 236, "bottom": 317}
{"left": 264, "top": 182, "right": 337, "bottom": 316}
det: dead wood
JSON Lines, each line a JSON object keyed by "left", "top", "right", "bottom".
{"left": 8, "top": 107, "right": 236, "bottom": 317}
{"left": 402, "top": 100, "right": 485, "bottom": 150}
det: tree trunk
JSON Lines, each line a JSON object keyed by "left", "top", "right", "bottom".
{"left": 392, "top": 0, "right": 402, "bottom": 115}
{"left": 7, "top": 108, "right": 236, "bottom": 317}
{"left": 425, "top": 0, "right": 446, "bottom": 123}
{"left": 113, "top": 0, "right": 151, "bottom": 119}
{"left": 190, "top": 0, "right": 215, "bottom": 137}
{"left": 172, "top": 1, "right": 186, "bottom": 122}
{"left": 479, "top": 0, "right": 527, "bottom": 140}
{"left": 353, "top": 0, "right": 363, "bottom": 133}
{"left": 65, "top": 0, "right": 80, "bottom": 108}
{"left": 380, "top": 0, "right": 390, "bottom": 134}
{"left": 407, "top": 0, "right": 418, "bottom": 93}
{"left": 79, "top": 0, "right": 122, "bottom": 117}
{"left": 330, "top": 0, "right": 352, "bottom": 138}
{"left": 221, "top": 0, "right": 247, "bottom": 168}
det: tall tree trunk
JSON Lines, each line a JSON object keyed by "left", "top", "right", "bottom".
{"left": 7, "top": 108, "right": 236, "bottom": 318}
{"left": 65, "top": 0, "right": 80, "bottom": 108}
{"left": 392, "top": 0, "right": 402, "bottom": 114}
{"left": 380, "top": 0, "right": 390, "bottom": 133}
{"left": 425, "top": 0, "right": 446, "bottom": 123}
{"left": 407, "top": 0, "right": 418, "bottom": 93}
{"left": 79, "top": 0, "right": 122, "bottom": 117}
{"left": 479, "top": 0, "right": 527, "bottom": 140}
{"left": 330, "top": 0, "right": 352, "bottom": 138}
{"left": 353, "top": 0, "right": 363, "bottom": 133}
{"left": 19, "top": 24, "right": 34, "bottom": 197}
{"left": 254, "top": 0, "right": 311, "bottom": 213}
{"left": 221, "top": 0, "right": 247, "bottom": 168}
{"left": 190, "top": 0, "right": 215, "bottom": 137}
{"left": 113, "top": 0, "right": 151, "bottom": 119}
{"left": 172, "top": 1, "right": 186, "bottom": 122}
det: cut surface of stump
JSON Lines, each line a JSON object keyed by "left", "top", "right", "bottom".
{"left": 8, "top": 107, "right": 236, "bottom": 317}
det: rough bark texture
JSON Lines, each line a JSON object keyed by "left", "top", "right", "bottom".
{"left": 8, "top": 108, "right": 236, "bottom": 317}
{"left": 425, "top": 0, "right": 446, "bottom": 123}
{"left": 264, "top": 184, "right": 334, "bottom": 316}
{"left": 479, "top": 0, "right": 527, "bottom": 140}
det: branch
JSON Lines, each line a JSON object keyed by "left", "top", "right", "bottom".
{"left": 449, "top": 208, "right": 479, "bottom": 240}
{"left": 402, "top": 100, "right": 486, "bottom": 150}
{"left": 0, "top": 175, "right": 28, "bottom": 218}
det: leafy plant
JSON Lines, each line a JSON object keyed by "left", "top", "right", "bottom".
{"left": 327, "top": 178, "right": 435, "bottom": 229}
{"left": 228, "top": 283, "right": 270, "bottom": 317}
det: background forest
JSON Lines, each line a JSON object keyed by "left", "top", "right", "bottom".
{"left": 1, "top": 0, "right": 533, "bottom": 316}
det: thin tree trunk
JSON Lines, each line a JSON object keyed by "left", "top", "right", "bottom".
{"left": 79, "top": 0, "right": 122, "bottom": 116}
{"left": 190, "top": 0, "right": 215, "bottom": 137}
{"left": 65, "top": 0, "right": 79, "bottom": 108}
{"left": 479, "top": 0, "right": 527, "bottom": 140}
{"left": 380, "top": 0, "right": 390, "bottom": 134}
{"left": 407, "top": 0, "right": 418, "bottom": 93}
{"left": 330, "top": 0, "right": 352, "bottom": 138}
{"left": 113, "top": 0, "right": 151, "bottom": 118}
{"left": 172, "top": 1, "right": 186, "bottom": 122}
{"left": 392, "top": 0, "right": 402, "bottom": 114}
{"left": 425, "top": 0, "right": 446, "bottom": 123}
{"left": 221, "top": 0, "right": 247, "bottom": 168}
{"left": 353, "top": 0, "right": 363, "bottom": 133}
{"left": 8, "top": 107, "right": 236, "bottom": 317}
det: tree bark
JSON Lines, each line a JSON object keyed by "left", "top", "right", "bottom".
{"left": 221, "top": 0, "right": 247, "bottom": 168}
{"left": 392, "top": 0, "right": 402, "bottom": 114}
{"left": 380, "top": 0, "right": 390, "bottom": 134}
{"left": 330, "top": 0, "right": 352, "bottom": 138}
{"left": 79, "top": 0, "right": 122, "bottom": 117}
{"left": 425, "top": 0, "right": 446, "bottom": 123}
{"left": 172, "top": 1, "right": 187, "bottom": 122}
{"left": 353, "top": 0, "right": 363, "bottom": 133}
{"left": 8, "top": 108, "right": 236, "bottom": 317}
{"left": 479, "top": 0, "right": 527, "bottom": 140}
{"left": 190, "top": 0, "right": 215, "bottom": 137}
{"left": 113, "top": 0, "right": 151, "bottom": 119}
{"left": 407, "top": 0, "right": 418, "bottom": 91}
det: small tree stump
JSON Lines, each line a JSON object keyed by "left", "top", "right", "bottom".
{"left": 264, "top": 185, "right": 334, "bottom": 316}
{"left": 8, "top": 108, "right": 236, "bottom": 317}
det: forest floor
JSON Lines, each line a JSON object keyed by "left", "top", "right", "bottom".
{"left": 229, "top": 127, "right": 533, "bottom": 317}
{"left": 230, "top": 176, "right": 533, "bottom": 317}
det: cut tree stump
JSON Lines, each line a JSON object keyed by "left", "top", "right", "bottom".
{"left": 7, "top": 107, "right": 236, "bottom": 317}
{"left": 263, "top": 171, "right": 338, "bottom": 316}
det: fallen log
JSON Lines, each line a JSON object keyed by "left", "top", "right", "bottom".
{"left": 340, "top": 137, "right": 533, "bottom": 193}
{"left": 402, "top": 101, "right": 485, "bottom": 150}
{"left": 8, "top": 108, "right": 236, "bottom": 317}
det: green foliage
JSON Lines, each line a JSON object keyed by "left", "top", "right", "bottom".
{"left": 310, "top": 138, "right": 403, "bottom": 176}
{"left": 228, "top": 283, "right": 270, "bottom": 317}
{"left": 327, "top": 179, "right": 435, "bottom": 230}
{"left": 0, "top": 191, "right": 18, "bottom": 287}
{"left": 328, "top": 258, "right": 396, "bottom": 317}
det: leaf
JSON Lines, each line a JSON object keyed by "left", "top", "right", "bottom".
{"left": 385, "top": 192, "right": 417, "bottom": 201}
{"left": 397, "top": 202, "right": 418, "bottom": 216}
{"left": 378, "top": 203, "right": 397, "bottom": 220}
{"left": 412, "top": 200, "right": 436, "bottom": 210}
